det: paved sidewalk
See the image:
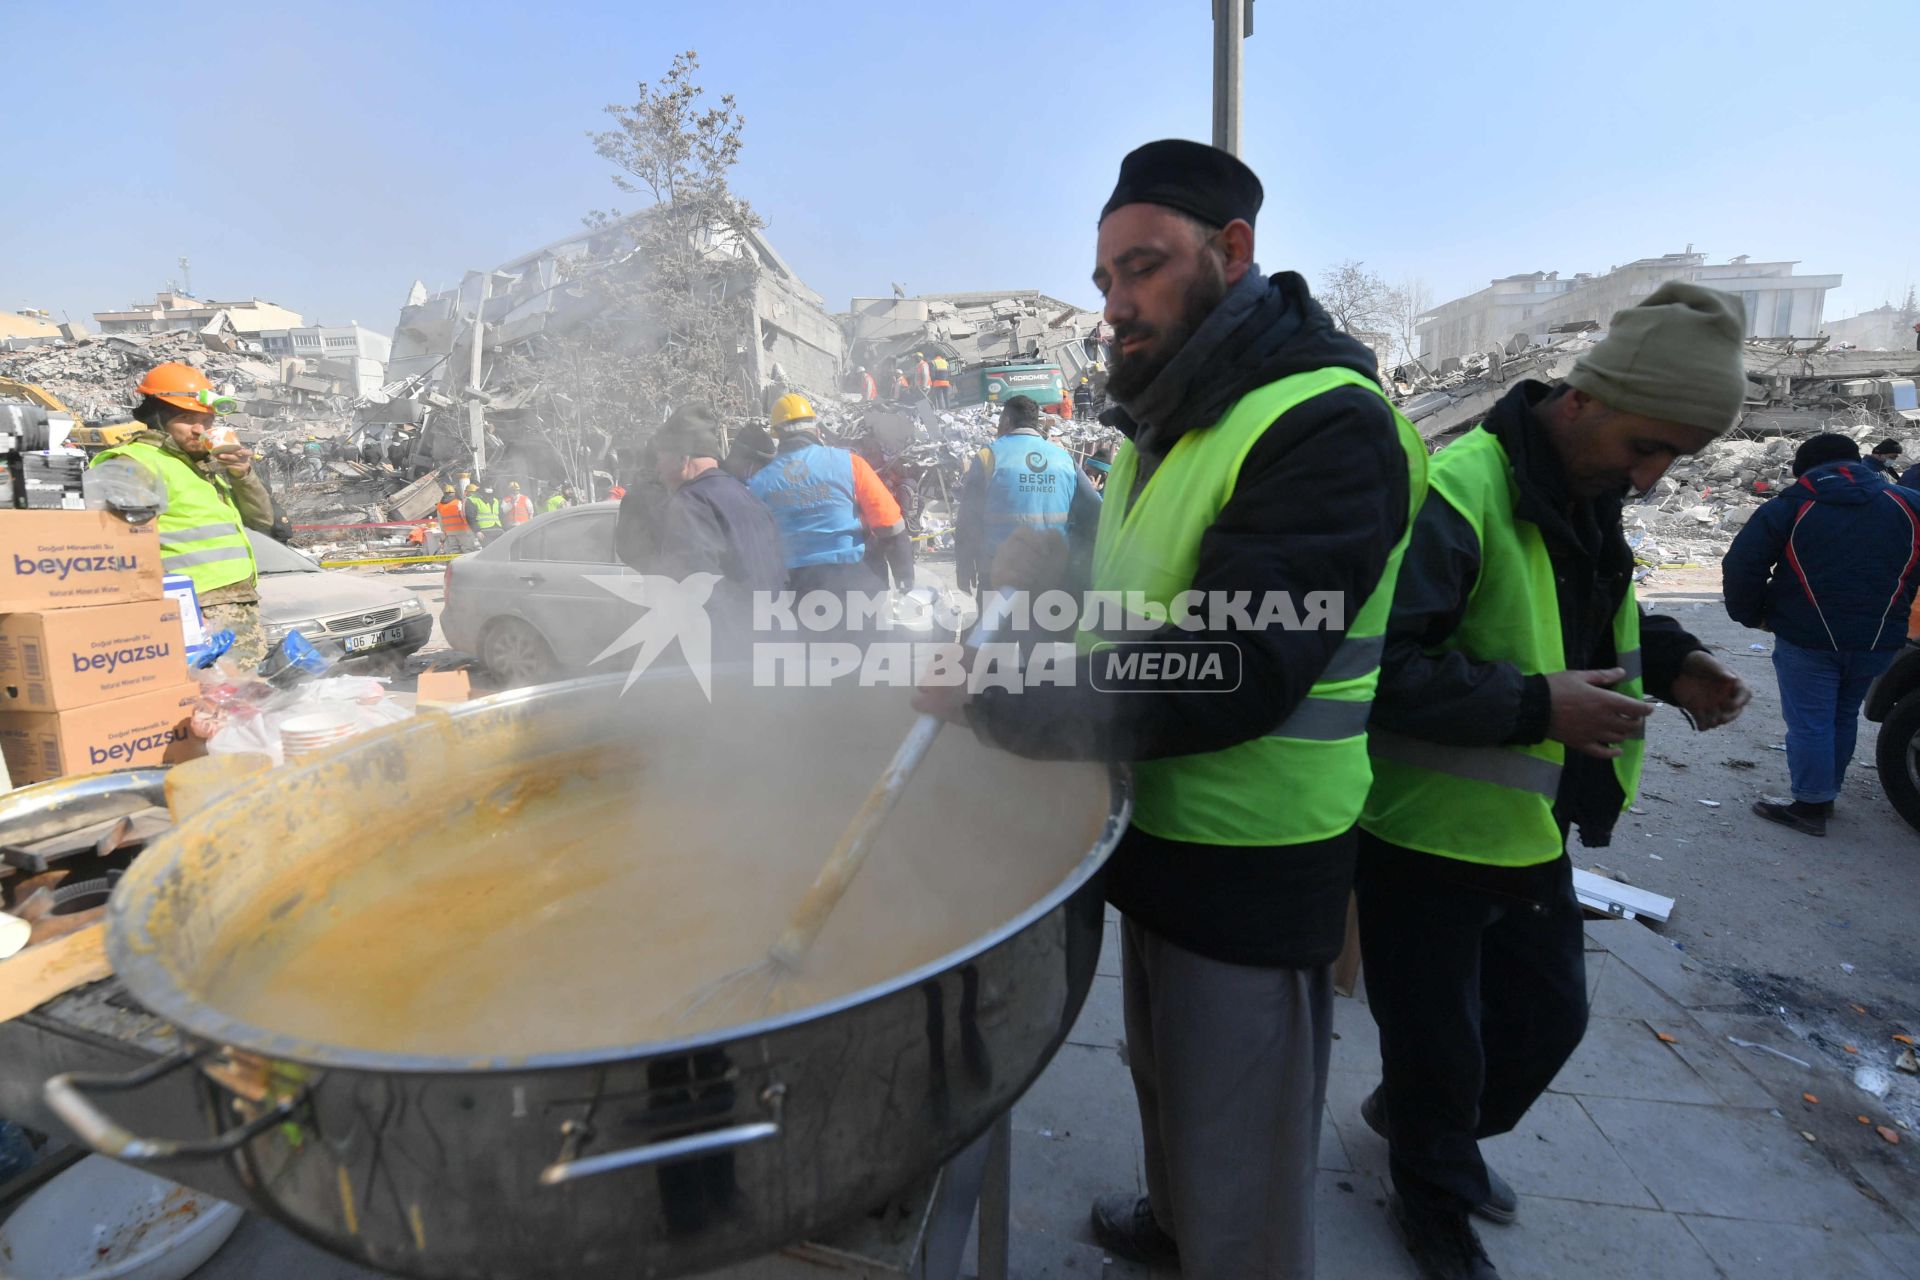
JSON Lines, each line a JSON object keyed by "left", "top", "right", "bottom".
{"left": 1000, "top": 908, "right": 1920, "bottom": 1279}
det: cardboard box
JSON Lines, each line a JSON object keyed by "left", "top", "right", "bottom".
{"left": 0, "top": 510, "right": 163, "bottom": 613}
{"left": 0, "top": 682, "right": 201, "bottom": 784}
{"left": 0, "top": 600, "right": 190, "bottom": 710}
{"left": 414, "top": 670, "right": 470, "bottom": 707}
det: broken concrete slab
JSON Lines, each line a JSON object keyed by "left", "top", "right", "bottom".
{"left": 1582, "top": 1095, "right": 1906, "bottom": 1231}
{"left": 1584, "top": 918, "right": 1748, "bottom": 1010}
{"left": 1680, "top": 1214, "right": 1909, "bottom": 1280}
{"left": 1478, "top": 1091, "right": 1659, "bottom": 1209}
{"left": 1482, "top": 1197, "right": 1721, "bottom": 1280}
{"left": 1553, "top": 1016, "right": 1725, "bottom": 1106}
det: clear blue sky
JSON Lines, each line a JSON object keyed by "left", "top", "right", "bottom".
{"left": 5, "top": 1, "right": 1913, "bottom": 338}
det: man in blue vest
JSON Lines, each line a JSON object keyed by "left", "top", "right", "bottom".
{"left": 915, "top": 140, "right": 1422, "bottom": 1278}
{"left": 749, "top": 393, "right": 907, "bottom": 617}
{"left": 954, "top": 393, "right": 1101, "bottom": 594}
{"left": 1359, "top": 285, "right": 1753, "bottom": 1279}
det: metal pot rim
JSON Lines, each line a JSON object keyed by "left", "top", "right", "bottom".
{"left": 107, "top": 671, "right": 1132, "bottom": 1074}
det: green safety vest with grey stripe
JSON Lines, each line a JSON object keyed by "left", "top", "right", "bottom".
{"left": 91, "top": 440, "right": 257, "bottom": 595}
{"left": 1078, "top": 366, "right": 1428, "bottom": 847}
{"left": 1360, "top": 426, "right": 1644, "bottom": 867}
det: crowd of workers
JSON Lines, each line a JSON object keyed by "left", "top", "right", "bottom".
{"left": 81, "top": 137, "right": 1920, "bottom": 1280}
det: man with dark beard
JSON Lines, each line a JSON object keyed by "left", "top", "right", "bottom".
{"left": 915, "top": 140, "right": 1427, "bottom": 1277}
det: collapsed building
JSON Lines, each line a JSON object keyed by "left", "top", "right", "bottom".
{"left": 383, "top": 213, "right": 845, "bottom": 494}
{"left": 1392, "top": 332, "right": 1920, "bottom": 566}
{"left": 845, "top": 290, "right": 1108, "bottom": 396}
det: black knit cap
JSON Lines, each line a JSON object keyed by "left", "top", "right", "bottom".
{"left": 1792, "top": 432, "right": 1860, "bottom": 477}
{"left": 1099, "top": 139, "right": 1264, "bottom": 230}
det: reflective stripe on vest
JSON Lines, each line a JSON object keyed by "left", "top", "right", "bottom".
{"left": 981, "top": 433, "right": 1078, "bottom": 565}
{"left": 1077, "top": 366, "right": 1429, "bottom": 847}
{"left": 1360, "top": 426, "right": 1645, "bottom": 867}
{"left": 469, "top": 498, "right": 502, "bottom": 530}
{"left": 437, "top": 500, "right": 469, "bottom": 532}
{"left": 90, "top": 441, "right": 256, "bottom": 594}
{"left": 748, "top": 441, "right": 865, "bottom": 568}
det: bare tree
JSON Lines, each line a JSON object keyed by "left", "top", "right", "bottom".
{"left": 1384, "top": 278, "right": 1433, "bottom": 370}
{"left": 1317, "top": 260, "right": 1394, "bottom": 339}
{"left": 495, "top": 52, "right": 765, "bottom": 470}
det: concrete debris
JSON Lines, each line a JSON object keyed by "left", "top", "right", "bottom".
{"left": 1628, "top": 423, "right": 1920, "bottom": 566}
{"left": 0, "top": 330, "right": 282, "bottom": 426}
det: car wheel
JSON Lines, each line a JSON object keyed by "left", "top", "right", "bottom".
{"left": 1875, "top": 690, "right": 1920, "bottom": 834}
{"left": 479, "top": 618, "right": 557, "bottom": 687}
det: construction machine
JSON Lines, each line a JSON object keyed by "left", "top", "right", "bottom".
{"left": 0, "top": 376, "right": 140, "bottom": 450}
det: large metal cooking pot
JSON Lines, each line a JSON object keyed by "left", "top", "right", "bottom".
{"left": 47, "top": 671, "right": 1127, "bottom": 1279}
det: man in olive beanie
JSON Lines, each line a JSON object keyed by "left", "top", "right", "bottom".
{"left": 1563, "top": 280, "right": 1751, "bottom": 436}
{"left": 1355, "top": 282, "right": 1752, "bottom": 1278}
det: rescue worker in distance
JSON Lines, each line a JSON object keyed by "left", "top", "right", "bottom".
{"left": 748, "top": 393, "right": 908, "bottom": 611}
{"left": 436, "top": 484, "right": 479, "bottom": 552}
{"left": 91, "top": 362, "right": 278, "bottom": 667}
{"left": 917, "top": 139, "right": 1428, "bottom": 1279}
{"left": 954, "top": 392, "right": 1101, "bottom": 594}
{"left": 1357, "top": 283, "right": 1753, "bottom": 1280}
{"left": 465, "top": 485, "right": 504, "bottom": 544}
{"left": 504, "top": 481, "right": 535, "bottom": 526}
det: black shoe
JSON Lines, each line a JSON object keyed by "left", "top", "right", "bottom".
{"left": 1090, "top": 1193, "right": 1179, "bottom": 1268}
{"left": 1362, "top": 1087, "right": 1519, "bottom": 1226}
{"left": 1753, "top": 799, "right": 1827, "bottom": 837}
{"left": 1390, "top": 1194, "right": 1500, "bottom": 1280}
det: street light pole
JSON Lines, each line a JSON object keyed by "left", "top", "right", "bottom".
{"left": 1212, "top": 0, "right": 1251, "bottom": 156}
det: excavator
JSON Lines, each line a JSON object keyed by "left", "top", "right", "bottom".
{"left": 0, "top": 376, "right": 141, "bottom": 450}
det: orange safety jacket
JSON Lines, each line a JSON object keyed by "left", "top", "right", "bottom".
{"left": 436, "top": 499, "right": 470, "bottom": 533}
{"left": 505, "top": 493, "right": 534, "bottom": 525}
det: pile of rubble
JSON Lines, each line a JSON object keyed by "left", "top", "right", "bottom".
{"left": 0, "top": 331, "right": 283, "bottom": 426}
{"left": 1629, "top": 422, "right": 1917, "bottom": 566}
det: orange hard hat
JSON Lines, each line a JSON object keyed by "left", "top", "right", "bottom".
{"left": 136, "top": 362, "right": 231, "bottom": 415}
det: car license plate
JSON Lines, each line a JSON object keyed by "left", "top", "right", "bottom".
{"left": 344, "top": 624, "right": 407, "bottom": 653}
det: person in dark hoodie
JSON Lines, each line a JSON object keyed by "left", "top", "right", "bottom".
{"left": 913, "top": 140, "right": 1427, "bottom": 1277}
{"left": 1357, "top": 283, "right": 1754, "bottom": 1280}
{"left": 1865, "top": 437, "right": 1903, "bottom": 478}
{"left": 627, "top": 404, "right": 788, "bottom": 653}
{"left": 1724, "top": 432, "right": 1920, "bottom": 836}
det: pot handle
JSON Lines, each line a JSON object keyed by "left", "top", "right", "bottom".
{"left": 44, "top": 1050, "right": 300, "bottom": 1163}
{"left": 538, "top": 1084, "right": 784, "bottom": 1187}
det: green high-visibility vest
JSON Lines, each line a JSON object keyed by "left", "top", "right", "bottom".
{"left": 1361, "top": 426, "right": 1645, "bottom": 866}
{"left": 1079, "top": 367, "right": 1428, "bottom": 846}
{"left": 469, "top": 496, "right": 502, "bottom": 530}
{"left": 91, "top": 440, "right": 257, "bottom": 594}
{"left": 545, "top": 494, "right": 567, "bottom": 512}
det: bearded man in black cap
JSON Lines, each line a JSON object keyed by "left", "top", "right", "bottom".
{"left": 915, "top": 140, "right": 1427, "bottom": 1277}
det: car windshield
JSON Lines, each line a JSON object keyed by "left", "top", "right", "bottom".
{"left": 247, "top": 529, "right": 323, "bottom": 574}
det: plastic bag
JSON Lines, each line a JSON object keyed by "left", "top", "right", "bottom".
{"left": 205, "top": 674, "right": 410, "bottom": 766}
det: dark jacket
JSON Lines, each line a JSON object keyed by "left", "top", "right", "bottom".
{"left": 966, "top": 268, "right": 1411, "bottom": 968}
{"left": 640, "top": 467, "right": 788, "bottom": 649}
{"left": 1370, "top": 380, "right": 1705, "bottom": 853}
{"left": 1897, "top": 462, "right": 1920, "bottom": 491}
{"left": 1723, "top": 459, "right": 1920, "bottom": 652}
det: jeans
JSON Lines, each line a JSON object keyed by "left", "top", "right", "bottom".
{"left": 1771, "top": 638, "right": 1897, "bottom": 803}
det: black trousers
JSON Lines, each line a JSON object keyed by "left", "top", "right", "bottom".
{"left": 1354, "top": 832, "right": 1589, "bottom": 1214}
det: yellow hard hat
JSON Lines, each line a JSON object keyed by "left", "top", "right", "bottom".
{"left": 442, "top": 485, "right": 455, "bottom": 495}
{"left": 509, "top": 481, "right": 521, "bottom": 490}
{"left": 770, "top": 392, "right": 817, "bottom": 430}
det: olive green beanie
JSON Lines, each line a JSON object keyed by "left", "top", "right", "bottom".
{"left": 1564, "top": 281, "right": 1750, "bottom": 435}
